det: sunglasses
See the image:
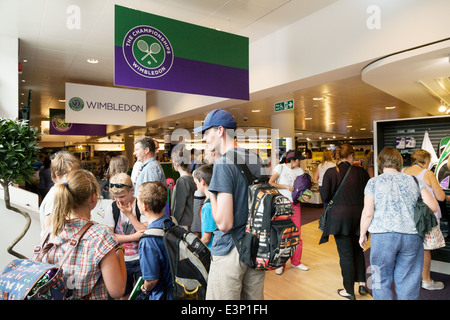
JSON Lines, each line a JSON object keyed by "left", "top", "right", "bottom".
{"left": 109, "top": 183, "right": 133, "bottom": 189}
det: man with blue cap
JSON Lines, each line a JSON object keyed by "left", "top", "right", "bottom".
{"left": 194, "top": 108, "right": 265, "bottom": 300}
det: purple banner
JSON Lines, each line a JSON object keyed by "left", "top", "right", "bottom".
{"left": 49, "top": 109, "right": 106, "bottom": 136}
{"left": 114, "top": 46, "right": 249, "bottom": 100}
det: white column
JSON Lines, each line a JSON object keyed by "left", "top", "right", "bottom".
{"left": 271, "top": 109, "right": 295, "bottom": 164}
{"left": 0, "top": 35, "right": 18, "bottom": 119}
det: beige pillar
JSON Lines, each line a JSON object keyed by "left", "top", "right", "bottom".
{"left": 271, "top": 109, "right": 295, "bottom": 164}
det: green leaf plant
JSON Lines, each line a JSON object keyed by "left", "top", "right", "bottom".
{"left": 0, "top": 118, "right": 41, "bottom": 259}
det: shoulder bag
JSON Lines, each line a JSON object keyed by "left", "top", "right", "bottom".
{"left": 0, "top": 221, "right": 93, "bottom": 300}
{"left": 412, "top": 176, "right": 439, "bottom": 239}
{"left": 319, "top": 166, "right": 352, "bottom": 242}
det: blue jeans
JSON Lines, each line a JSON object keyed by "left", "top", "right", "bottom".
{"left": 369, "top": 233, "right": 424, "bottom": 300}
{"left": 125, "top": 259, "right": 142, "bottom": 295}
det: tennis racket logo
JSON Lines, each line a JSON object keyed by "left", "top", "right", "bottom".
{"left": 122, "top": 25, "right": 174, "bottom": 79}
{"left": 137, "top": 40, "right": 161, "bottom": 64}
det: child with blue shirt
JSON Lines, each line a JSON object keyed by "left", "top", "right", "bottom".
{"left": 137, "top": 181, "right": 173, "bottom": 300}
{"left": 193, "top": 164, "right": 216, "bottom": 249}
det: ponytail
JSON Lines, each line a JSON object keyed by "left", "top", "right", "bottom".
{"left": 50, "top": 169, "right": 100, "bottom": 236}
{"left": 52, "top": 182, "right": 75, "bottom": 236}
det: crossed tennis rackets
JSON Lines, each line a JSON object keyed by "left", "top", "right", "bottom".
{"left": 137, "top": 39, "right": 161, "bottom": 64}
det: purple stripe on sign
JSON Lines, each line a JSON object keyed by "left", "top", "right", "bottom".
{"left": 50, "top": 122, "right": 107, "bottom": 136}
{"left": 114, "top": 46, "right": 249, "bottom": 100}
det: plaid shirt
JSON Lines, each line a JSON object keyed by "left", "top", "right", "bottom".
{"left": 43, "top": 218, "right": 118, "bottom": 299}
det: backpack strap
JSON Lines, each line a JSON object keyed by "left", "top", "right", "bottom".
{"left": 55, "top": 221, "right": 94, "bottom": 266}
{"left": 34, "top": 221, "right": 94, "bottom": 265}
{"left": 142, "top": 228, "right": 165, "bottom": 238}
{"left": 224, "top": 149, "right": 257, "bottom": 185}
{"left": 141, "top": 216, "right": 176, "bottom": 239}
{"left": 328, "top": 165, "right": 352, "bottom": 207}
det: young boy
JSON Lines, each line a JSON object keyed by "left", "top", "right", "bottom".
{"left": 193, "top": 164, "right": 216, "bottom": 249}
{"left": 137, "top": 181, "right": 173, "bottom": 300}
{"left": 104, "top": 173, "right": 147, "bottom": 299}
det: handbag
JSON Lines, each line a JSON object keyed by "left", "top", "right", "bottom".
{"left": 412, "top": 176, "right": 438, "bottom": 238}
{"left": 319, "top": 165, "right": 352, "bottom": 232}
{"left": 423, "top": 224, "right": 446, "bottom": 250}
{"left": 0, "top": 221, "right": 93, "bottom": 300}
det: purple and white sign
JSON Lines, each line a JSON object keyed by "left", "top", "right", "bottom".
{"left": 65, "top": 82, "right": 146, "bottom": 126}
{"left": 49, "top": 109, "right": 106, "bottom": 136}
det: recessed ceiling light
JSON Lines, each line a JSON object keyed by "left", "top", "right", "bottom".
{"left": 439, "top": 105, "right": 447, "bottom": 112}
{"left": 87, "top": 58, "right": 99, "bottom": 64}
{"left": 23, "top": 59, "right": 28, "bottom": 63}
{"left": 346, "top": 125, "right": 352, "bottom": 128}
{"left": 251, "top": 109, "right": 260, "bottom": 112}
{"left": 21, "top": 79, "right": 25, "bottom": 82}
{"left": 313, "top": 97, "right": 325, "bottom": 101}
{"left": 360, "top": 128, "right": 366, "bottom": 130}
{"left": 305, "top": 117, "right": 312, "bottom": 120}
{"left": 385, "top": 106, "right": 396, "bottom": 110}
{"left": 58, "top": 99, "right": 65, "bottom": 102}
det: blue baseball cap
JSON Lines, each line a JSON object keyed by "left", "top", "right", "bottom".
{"left": 193, "top": 108, "right": 237, "bottom": 133}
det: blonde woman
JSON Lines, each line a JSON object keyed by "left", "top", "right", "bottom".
{"left": 314, "top": 149, "right": 336, "bottom": 210}
{"left": 43, "top": 169, "right": 127, "bottom": 299}
{"left": 403, "top": 149, "right": 446, "bottom": 291}
{"left": 39, "top": 151, "right": 81, "bottom": 236}
{"left": 109, "top": 155, "right": 129, "bottom": 177}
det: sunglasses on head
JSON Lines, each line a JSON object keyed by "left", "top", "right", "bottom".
{"left": 109, "top": 183, "right": 133, "bottom": 189}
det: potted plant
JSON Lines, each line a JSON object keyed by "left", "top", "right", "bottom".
{"left": 0, "top": 118, "right": 41, "bottom": 259}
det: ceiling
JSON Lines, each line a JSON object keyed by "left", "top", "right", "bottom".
{"left": 1, "top": 0, "right": 449, "bottom": 147}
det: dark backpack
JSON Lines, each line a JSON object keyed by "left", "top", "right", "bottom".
{"left": 112, "top": 201, "right": 141, "bottom": 231}
{"left": 141, "top": 218, "right": 211, "bottom": 300}
{"left": 231, "top": 152, "right": 299, "bottom": 271}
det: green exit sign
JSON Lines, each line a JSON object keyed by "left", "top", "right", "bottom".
{"left": 274, "top": 99, "right": 294, "bottom": 112}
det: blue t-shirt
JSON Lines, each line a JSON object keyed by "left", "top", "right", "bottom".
{"left": 139, "top": 216, "right": 173, "bottom": 300}
{"left": 201, "top": 198, "right": 216, "bottom": 250}
{"left": 364, "top": 172, "right": 425, "bottom": 234}
{"left": 208, "top": 148, "right": 262, "bottom": 256}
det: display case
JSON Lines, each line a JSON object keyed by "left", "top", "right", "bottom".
{"left": 373, "top": 115, "right": 450, "bottom": 262}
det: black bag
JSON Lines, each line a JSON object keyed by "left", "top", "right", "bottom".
{"left": 141, "top": 218, "right": 211, "bottom": 300}
{"left": 231, "top": 151, "right": 299, "bottom": 271}
{"left": 319, "top": 166, "right": 352, "bottom": 245}
{"left": 412, "top": 176, "right": 438, "bottom": 238}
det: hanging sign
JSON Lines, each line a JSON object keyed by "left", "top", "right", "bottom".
{"left": 65, "top": 82, "right": 146, "bottom": 126}
{"left": 114, "top": 5, "right": 249, "bottom": 100}
{"left": 49, "top": 109, "right": 106, "bottom": 136}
